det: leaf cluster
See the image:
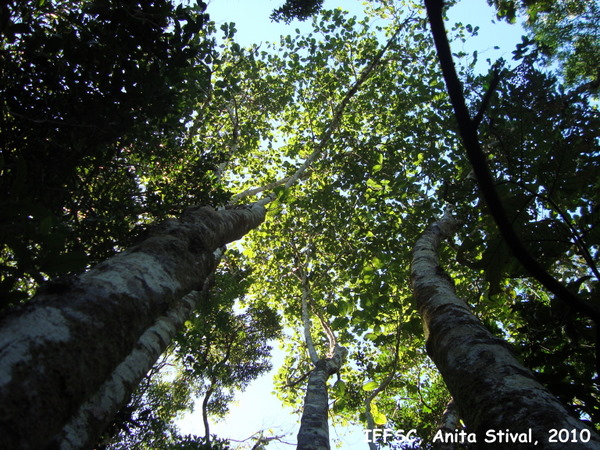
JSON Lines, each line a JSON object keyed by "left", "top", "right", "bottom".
{"left": 270, "top": 0, "right": 325, "bottom": 24}
{"left": 0, "top": 0, "right": 231, "bottom": 307}
{"left": 174, "top": 262, "right": 282, "bottom": 418}
{"left": 488, "top": 0, "right": 600, "bottom": 86}
{"left": 232, "top": 0, "right": 600, "bottom": 439}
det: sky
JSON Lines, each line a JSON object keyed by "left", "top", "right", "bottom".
{"left": 177, "top": 1, "right": 525, "bottom": 448}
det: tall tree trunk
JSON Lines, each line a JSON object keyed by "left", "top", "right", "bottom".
{"left": 296, "top": 344, "right": 347, "bottom": 450}
{"left": 56, "top": 288, "right": 209, "bottom": 449}
{"left": 0, "top": 204, "right": 265, "bottom": 450}
{"left": 411, "top": 211, "right": 600, "bottom": 449}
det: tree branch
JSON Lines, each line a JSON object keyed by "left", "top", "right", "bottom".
{"left": 311, "top": 299, "right": 336, "bottom": 357}
{"left": 473, "top": 62, "right": 503, "bottom": 128}
{"left": 229, "top": 23, "right": 404, "bottom": 205}
{"left": 423, "top": 0, "right": 600, "bottom": 324}
{"left": 300, "top": 270, "right": 320, "bottom": 365}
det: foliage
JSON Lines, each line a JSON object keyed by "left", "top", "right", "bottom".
{"left": 174, "top": 259, "right": 282, "bottom": 421}
{"left": 222, "top": 0, "right": 599, "bottom": 441}
{"left": 3, "top": 0, "right": 600, "bottom": 445}
{"left": 103, "top": 252, "right": 281, "bottom": 448}
{"left": 99, "top": 357, "right": 196, "bottom": 450}
{"left": 0, "top": 0, "right": 224, "bottom": 307}
{"left": 473, "top": 62, "right": 600, "bottom": 425}
{"left": 270, "top": 0, "right": 324, "bottom": 23}
{"left": 231, "top": 2, "right": 466, "bottom": 442}
{"left": 165, "top": 435, "right": 231, "bottom": 450}
{"left": 488, "top": 0, "right": 600, "bottom": 85}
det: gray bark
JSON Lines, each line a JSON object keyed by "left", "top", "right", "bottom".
{"left": 296, "top": 344, "right": 347, "bottom": 450}
{"left": 54, "top": 288, "right": 208, "bottom": 449}
{"left": 0, "top": 204, "right": 265, "bottom": 450}
{"left": 434, "top": 398, "right": 459, "bottom": 450}
{"left": 411, "top": 211, "right": 600, "bottom": 449}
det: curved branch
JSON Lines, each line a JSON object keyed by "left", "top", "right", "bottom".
{"left": 289, "top": 239, "right": 335, "bottom": 364}
{"left": 300, "top": 273, "right": 320, "bottom": 365}
{"left": 230, "top": 24, "right": 404, "bottom": 204}
{"left": 202, "top": 381, "right": 216, "bottom": 443}
{"left": 311, "top": 299, "right": 336, "bottom": 357}
{"left": 424, "top": 0, "right": 600, "bottom": 323}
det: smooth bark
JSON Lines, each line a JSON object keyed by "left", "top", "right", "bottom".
{"left": 0, "top": 204, "right": 265, "bottom": 450}
{"left": 411, "top": 211, "right": 600, "bottom": 449}
{"left": 296, "top": 344, "right": 347, "bottom": 450}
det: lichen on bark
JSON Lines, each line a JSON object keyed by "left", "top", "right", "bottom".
{"left": 296, "top": 344, "right": 347, "bottom": 450}
{"left": 0, "top": 204, "right": 265, "bottom": 450}
{"left": 411, "top": 212, "right": 600, "bottom": 449}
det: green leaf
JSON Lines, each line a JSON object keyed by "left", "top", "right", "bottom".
{"left": 326, "top": 303, "right": 339, "bottom": 315}
{"left": 373, "top": 410, "right": 387, "bottom": 425}
{"left": 333, "top": 379, "right": 346, "bottom": 396}
{"left": 365, "top": 332, "right": 378, "bottom": 341}
{"left": 366, "top": 178, "right": 381, "bottom": 190}
{"left": 372, "top": 256, "right": 384, "bottom": 269}
{"left": 362, "top": 381, "right": 379, "bottom": 391}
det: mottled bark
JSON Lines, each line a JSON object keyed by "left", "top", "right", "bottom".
{"left": 53, "top": 288, "right": 208, "bottom": 450}
{"left": 434, "top": 399, "right": 459, "bottom": 450}
{"left": 411, "top": 212, "right": 600, "bottom": 449}
{"left": 296, "top": 344, "right": 347, "bottom": 450}
{"left": 0, "top": 204, "right": 265, "bottom": 450}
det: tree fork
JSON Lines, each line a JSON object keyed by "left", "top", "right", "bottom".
{"left": 411, "top": 211, "right": 600, "bottom": 448}
{"left": 296, "top": 344, "right": 347, "bottom": 450}
{"left": 0, "top": 204, "right": 265, "bottom": 450}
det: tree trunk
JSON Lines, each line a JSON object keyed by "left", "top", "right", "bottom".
{"left": 0, "top": 204, "right": 265, "bottom": 450}
{"left": 434, "top": 398, "right": 459, "bottom": 450}
{"left": 55, "top": 288, "right": 208, "bottom": 449}
{"left": 296, "top": 344, "right": 347, "bottom": 450}
{"left": 202, "top": 380, "right": 217, "bottom": 443}
{"left": 410, "top": 211, "right": 600, "bottom": 449}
